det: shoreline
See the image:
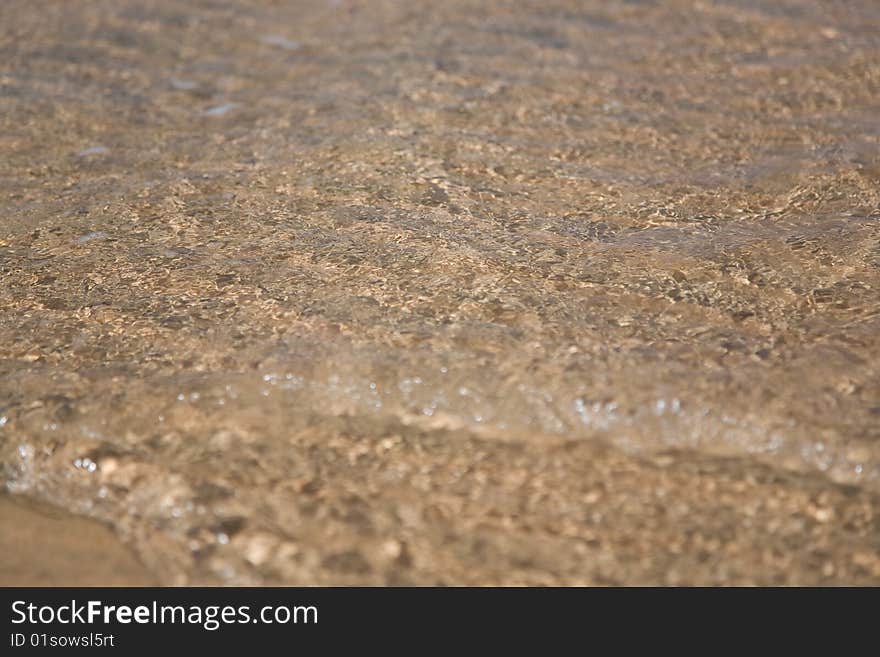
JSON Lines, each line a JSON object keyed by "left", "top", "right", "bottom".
{"left": 0, "top": 494, "right": 156, "bottom": 587}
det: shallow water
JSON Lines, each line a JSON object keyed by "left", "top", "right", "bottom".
{"left": 1, "top": 0, "right": 879, "bottom": 584}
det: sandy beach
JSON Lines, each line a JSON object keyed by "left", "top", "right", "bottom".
{"left": 0, "top": 495, "right": 154, "bottom": 586}
{"left": 1, "top": 0, "right": 879, "bottom": 585}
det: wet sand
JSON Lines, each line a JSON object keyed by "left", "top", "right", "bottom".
{"left": 1, "top": 0, "right": 879, "bottom": 585}
{"left": 0, "top": 495, "right": 154, "bottom": 586}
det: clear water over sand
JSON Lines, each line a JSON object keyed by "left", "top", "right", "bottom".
{"left": 1, "top": 0, "right": 879, "bottom": 584}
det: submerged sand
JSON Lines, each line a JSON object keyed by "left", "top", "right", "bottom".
{"left": 1, "top": 0, "right": 879, "bottom": 584}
